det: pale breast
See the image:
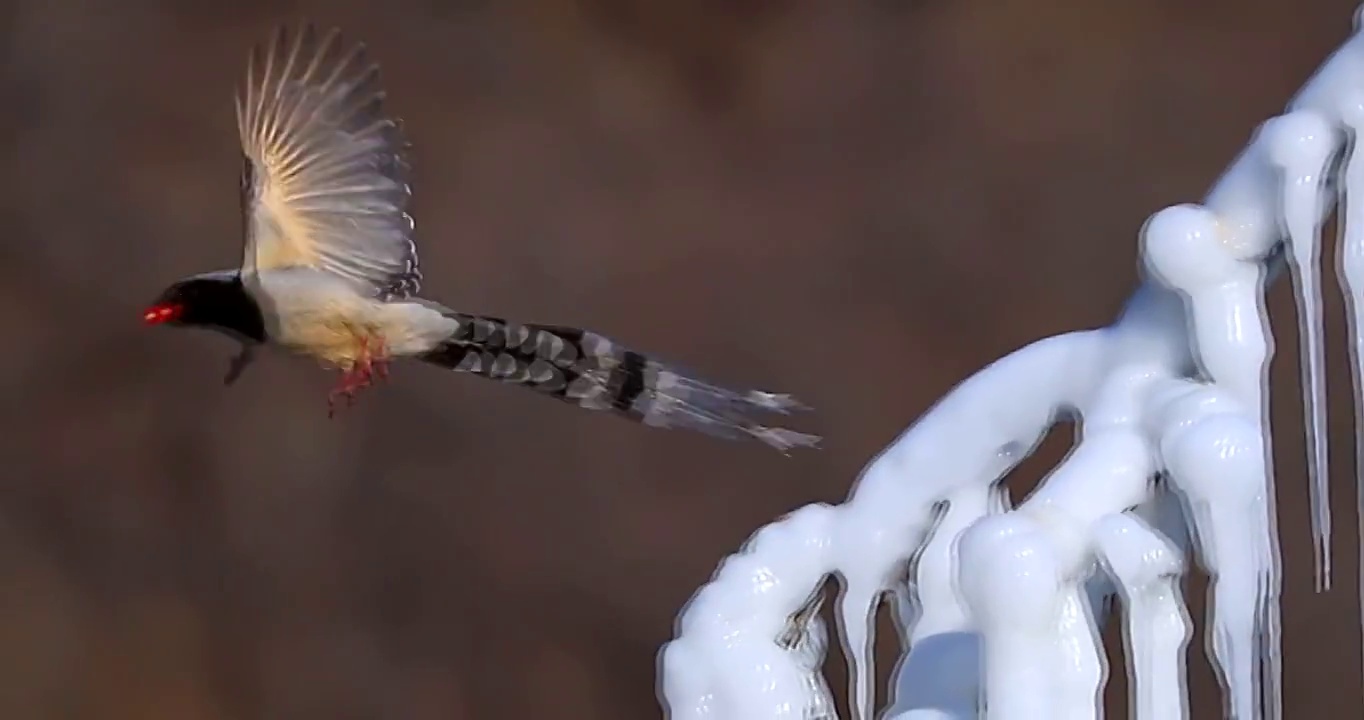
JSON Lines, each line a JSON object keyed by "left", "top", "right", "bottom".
{"left": 249, "top": 268, "right": 384, "bottom": 369}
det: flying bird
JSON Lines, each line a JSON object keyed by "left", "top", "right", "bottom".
{"left": 142, "top": 24, "right": 819, "bottom": 452}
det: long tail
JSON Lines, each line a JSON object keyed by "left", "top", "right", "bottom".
{"left": 416, "top": 312, "right": 820, "bottom": 452}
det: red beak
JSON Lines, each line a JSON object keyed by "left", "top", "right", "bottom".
{"left": 142, "top": 303, "right": 181, "bottom": 325}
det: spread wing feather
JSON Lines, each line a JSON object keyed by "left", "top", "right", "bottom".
{"left": 236, "top": 24, "right": 420, "bottom": 299}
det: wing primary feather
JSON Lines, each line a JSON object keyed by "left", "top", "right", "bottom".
{"left": 303, "top": 27, "right": 343, "bottom": 88}
{"left": 317, "top": 37, "right": 362, "bottom": 98}
{"left": 264, "top": 26, "right": 300, "bottom": 155}
{"left": 271, "top": 29, "right": 316, "bottom": 170}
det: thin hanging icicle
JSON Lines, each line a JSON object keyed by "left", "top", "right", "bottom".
{"left": 1266, "top": 110, "right": 1336, "bottom": 591}
{"left": 1334, "top": 96, "right": 1364, "bottom": 709}
{"left": 837, "top": 580, "right": 879, "bottom": 720}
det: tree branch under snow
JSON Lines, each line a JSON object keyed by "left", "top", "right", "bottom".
{"left": 657, "top": 7, "right": 1364, "bottom": 719}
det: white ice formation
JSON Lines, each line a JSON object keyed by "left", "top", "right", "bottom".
{"left": 657, "top": 8, "right": 1364, "bottom": 720}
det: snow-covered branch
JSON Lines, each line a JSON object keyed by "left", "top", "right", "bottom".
{"left": 657, "top": 8, "right": 1364, "bottom": 719}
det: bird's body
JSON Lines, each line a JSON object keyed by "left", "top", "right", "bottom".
{"left": 249, "top": 267, "right": 447, "bottom": 366}
{"left": 144, "top": 24, "right": 819, "bottom": 452}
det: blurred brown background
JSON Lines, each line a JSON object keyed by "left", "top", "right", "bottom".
{"left": 3, "top": 0, "right": 1363, "bottom": 717}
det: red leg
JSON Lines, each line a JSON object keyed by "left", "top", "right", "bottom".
{"left": 326, "top": 337, "right": 389, "bottom": 418}
{"left": 370, "top": 336, "right": 391, "bottom": 382}
{"left": 328, "top": 369, "right": 360, "bottom": 418}
{"left": 354, "top": 335, "right": 388, "bottom": 386}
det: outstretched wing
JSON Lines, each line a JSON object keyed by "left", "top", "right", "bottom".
{"left": 236, "top": 24, "right": 420, "bottom": 299}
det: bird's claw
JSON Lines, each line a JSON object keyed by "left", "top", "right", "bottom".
{"left": 325, "top": 339, "right": 390, "bottom": 418}
{"left": 327, "top": 367, "right": 371, "bottom": 418}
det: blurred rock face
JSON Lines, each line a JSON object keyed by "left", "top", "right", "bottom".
{"left": 2, "top": 0, "right": 1360, "bottom": 717}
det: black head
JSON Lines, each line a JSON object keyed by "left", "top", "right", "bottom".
{"left": 143, "top": 272, "right": 267, "bottom": 343}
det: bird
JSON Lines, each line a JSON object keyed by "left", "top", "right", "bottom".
{"left": 142, "top": 24, "right": 820, "bottom": 453}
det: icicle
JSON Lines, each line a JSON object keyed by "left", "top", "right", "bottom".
{"left": 1264, "top": 110, "right": 1337, "bottom": 591}
{"left": 837, "top": 579, "right": 880, "bottom": 720}
{"left": 1334, "top": 92, "right": 1364, "bottom": 711}
{"left": 1093, "top": 511, "right": 1191, "bottom": 720}
{"left": 956, "top": 511, "right": 1062, "bottom": 719}
{"left": 1254, "top": 494, "right": 1284, "bottom": 720}
{"left": 1156, "top": 388, "right": 1268, "bottom": 720}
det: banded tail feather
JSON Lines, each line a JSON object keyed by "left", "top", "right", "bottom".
{"left": 417, "top": 313, "right": 820, "bottom": 452}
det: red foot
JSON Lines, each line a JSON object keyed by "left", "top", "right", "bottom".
{"left": 327, "top": 368, "right": 369, "bottom": 418}
{"left": 326, "top": 337, "right": 391, "bottom": 418}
